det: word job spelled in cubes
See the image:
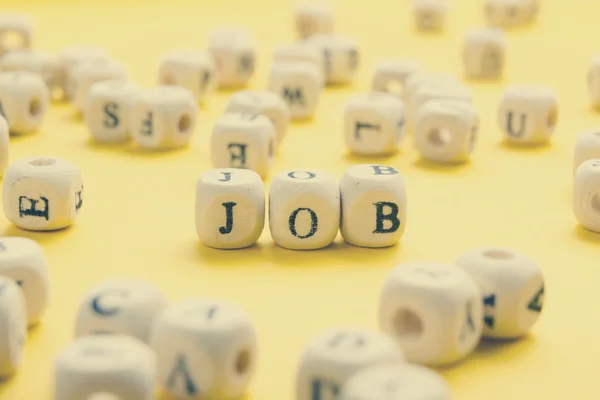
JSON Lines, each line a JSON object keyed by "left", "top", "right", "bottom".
{"left": 195, "top": 164, "right": 406, "bottom": 250}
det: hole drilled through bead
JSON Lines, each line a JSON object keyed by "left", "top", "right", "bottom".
{"left": 483, "top": 249, "right": 514, "bottom": 259}
{"left": 427, "top": 128, "right": 452, "bottom": 147}
{"left": 392, "top": 308, "right": 423, "bottom": 341}
{"left": 591, "top": 192, "right": 600, "bottom": 215}
{"left": 29, "top": 98, "right": 41, "bottom": 117}
{"left": 28, "top": 158, "right": 56, "bottom": 167}
{"left": 235, "top": 349, "right": 251, "bottom": 375}
{"left": 178, "top": 114, "right": 191, "bottom": 133}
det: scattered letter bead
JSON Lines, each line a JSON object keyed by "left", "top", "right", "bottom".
{"left": 296, "top": 327, "right": 405, "bottom": 400}
{"left": 268, "top": 62, "right": 323, "bottom": 119}
{"left": 295, "top": 3, "right": 333, "bottom": 39}
{"left": 74, "top": 278, "right": 168, "bottom": 342}
{"left": 340, "top": 164, "right": 407, "bottom": 248}
{"left": 208, "top": 28, "right": 256, "bottom": 89}
{"left": 339, "top": 364, "right": 452, "bottom": 400}
{"left": 196, "top": 168, "right": 265, "bottom": 249}
{"left": 588, "top": 56, "right": 600, "bottom": 109}
{"left": 0, "top": 115, "right": 7, "bottom": 176}
{"left": 211, "top": 113, "right": 276, "bottom": 178}
{"left": 0, "top": 14, "right": 32, "bottom": 56}
{"left": 269, "top": 170, "right": 340, "bottom": 250}
{"left": 150, "top": 298, "right": 258, "bottom": 400}
{"left": 58, "top": 46, "right": 109, "bottom": 100}
{"left": 485, "top": 0, "right": 535, "bottom": 28}
{"left": 2, "top": 157, "right": 83, "bottom": 231}
{"left": 497, "top": 84, "right": 558, "bottom": 144}
{"left": 464, "top": 28, "right": 505, "bottom": 80}
{"left": 158, "top": 50, "right": 216, "bottom": 104}
{"left": 309, "top": 34, "right": 359, "bottom": 85}
{"left": 344, "top": 93, "right": 406, "bottom": 156}
{"left": 574, "top": 131, "right": 600, "bottom": 174}
{"left": 0, "top": 50, "right": 60, "bottom": 97}
{"left": 54, "top": 335, "right": 156, "bottom": 400}
{"left": 0, "top": 71, "right": 49, "bottom": 135}
{"left": 0, "top": 237, "right": 49, "bottom": 325}
{"left": 372, "top": 59, "right": 422, "bottom": 97}
{"left": 0, "top": 276, "right": 26, "bottom": 378}
{"left": 130, "top": 86, "right": 198, "bottom": 149}
{"left": 69, "top": 59, "right": 127, "bottom": 113}
{"left": 413, "top": 0, "right": 447, "bottom": 31}
{"left": 379, "top": 262, "right": 483, "bottom": 365}
{"left": 225, "top": 90, "right": 290, "bottom": 145}
{"left": 273, "top": 42, "right": 324, "bottom": 73}
{"left": 573, "top": 159, "right": 600, "bottom": 233}
{"left": 455, "top": 247, "right": 545, "bottom": 339}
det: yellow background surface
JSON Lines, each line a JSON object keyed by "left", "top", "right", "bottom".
{"left": 1, "top": 0, "right": 599, "bottom": 399}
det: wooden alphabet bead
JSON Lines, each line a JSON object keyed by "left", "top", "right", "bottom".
{"left": 0, "top": 276, "right": 26, "bottom": 378}
{"left": 158, "top": 50, "right": 216, "bottom": 104}
{"left": 295, "top": 3, "right": 333, "bottom": 39}
{"left": 0, "top": 49, "right": 60, "bottom": 97}
{"left": 150, "top": 298, "right": 257, "bottom": 399}
{"left": 211, "top": 113, "right": 276, "bottom": 178}
{"left": 372, "top": 59, "right": 422, "bottom": 97}
{"left": 0, "top": 14, "right": 32, "bottom": 56}
{"left": 574, "top": 131, "right": 600, "bottom": 174}
{"left": 0, "top": 115, "right": 7, "bottom": 177}
{"left": 0, "top": 71, "right": 49, "bottom": 135}
{"left": 54, "top": 335, "right": 156, "bottom": 400}
{"left": 129, "top": 86, "right": 198, "bottom": 149}
{"left": 70, "top": 59, "right": 127, "bottom": 113}
{"left": 269, "top": 170, "right": 339, "bottom": 250}
{"left": 588, "top": 56, "right": 600, "bottom": 109}
{"left": 208, "top": 28, "right": 255, "bottom": 89}
{"left": 296, "top": 327, "right": 405, "bottom": 400}
{"left": 455, "top": 247, "right": 545, "bottom": 339}
{"left": 74, "top": 279, "right": 168, "bottom": 342}
{"left": 339, "top": 364, "right": 452, "bottom": 400}
{"left": 273, "top": 43, "right": 324, "bottom": 73}
{"left": 268, "top": 62, "right": 323, "bottom": 119}
{"left": 574, "top": 159, "right": 600, "bottom": 233}
{"left": 58, "top": 46, "right": 110, "bottom": 100}
{"left": 379, "top": 262, "right": 483, "bottom": 365}
{"left": 2, "top": 157, "right": 83, "bottom": 231}
{"left": 403, "top": 71, "right": 459, "bottom": 102}
{"left": 413, "top": 0, "right": 447, "bottom": 31}
{"left": 464, "top": 28, "right": 505, "bottom": 80}
{"left": 308, "top": 34, "right": 359, "bottom": 85}
{"left": 415, "top": 99, "right": 479, "bottom": 163}
{"left": 225, "top": 90, "right": 290, "bottom": 145}
{"left": 485, "top": 0, "right": 536, "bottom": 28}
{"left": 340, "top": 164, "right": 407, "bottom": 248}
{"left": 497, "top": 84, "right": 558, "bottom": 144}
{"left": 344, "top": 93, "right": 406, "bottom": 156}
{"left": 196, "top": 169, "right": 265, "bottom": 249}
{"left": 84, "top": 80, "right": 140, "bottom": 142}
{"left": 0, "top": 237, "right": 50, "bottom": 326}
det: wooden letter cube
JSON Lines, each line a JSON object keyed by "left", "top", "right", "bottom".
{"left": 0, "top": 14, "right": 32, "bottom": 56}
{"left": 379, "top": 262, "right": 483, "bottom": 365}
{"left": 456, "top": 247, "right": 545, "bottom": 339}
{"left": 2, "top": 157, "right": 83, "bottom": 231}
{"left": 0, "top": 71, "right": 49, "bottom": 135}
{"left": 269, "top": 170, "right": 339, "bottom": 250}
{"left": 69, "top": 59, "right": 127, "bottom": 113}
{"left": 0, "top": 237, "right": 49, "bottom": 325}
{"left": 208, "top": 28, "right": 256, "bottom": 89}
{"left": 497, "top": 84, "right": 558, "bottom": 144}
{"left": 159, "top": 50, "right": 216, "bottom": 104}
{"left": 574, "top": 130, "right": 600, "bottom": 174}
{"left": 296, "top": 327, "right": 404, "bottom": 400}
{"left": 372, "top": 59, "right": 422, "bottom": 97}
{"left": 0, "top": 115, "right": 7, "bottom": 177}
{"left": 574, "top": 159, "right": 600, "bottom": 233}
{"left": 0, "top": 50, "right": 60, "bottom": 98}
{"left": 309, "top": 34, "right": 359, "bottom": 85}
{"left": 0, "top": 276, "right": 26, "bottom": 378}
{"left": 74, "top": 279, "right": 168, "bottom": 342}
{"left": 340, "top": 164, "right": 407, "bottom": 248}
{"left": 54, "top": 335, "right": 156, "bottom": 400}
{"left": 344, "top": 93, "right": 406, "bottom": 156}
{"left": 464, "top": 28, "right": 505, "bottom": 80}
{"left": 485, "top": 0, "right": 536, "bottom": 28}
{"left": 130, "top": 86, "right": 198, "bottom": 149}
{"left": 211, "top": 113, "right": 276, "bottom": 178}
{"left": 268, "top": 62, "right": 323, "bottom": 120}
{"left": 413, "top": 0, "right": 447, "bottom": 31}
{"left": 150, "top": 298, "right": 257, "bottom": 399}
{"left": 196, "top": 168, "right": 265, "bottom": 249}
{"left": 58, "top": 46, "right": 109, "bottom": 101}
{"left": 295, "top": 3, "right": 334, "bottom": 39}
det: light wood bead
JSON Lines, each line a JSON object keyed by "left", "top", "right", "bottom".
{"left": 455, "top": 247, "right": 545, "bottom": 339}
{"left": 208, "top": 28, "right": 256, "bottom": 89}
{"left": 2, "top": 157, "right": 83, "bottom": 231}
{"left": 344, "top": 93, "right": 406, "bottom": 156}
{"left": 74, "top": 279, "right": 168, "bottom": 342}
{"left": 409, "top": 82, "right": 472, "bottom": 126}
{"left": 372, "top": 59, "right": 422, "bottom": 97}
{"left": 589, "top": 56, "right": 600, "bottom": 109}
{"left": 574, "top": 131, "right": 600, "bottom": 174}
{"left": 415, "top": 99, "right": 479, "bottom": 163}
{"left": 269, "top": 170, "right": 339, "bottom": 250}
{"left": 296, "top": 328, "right": 405, "bottom": 400}
{"left": 0, "top": 276, "right": 26, "bottom": 378}
{"left": 379, "top": 262, "right": 483, "bottom": 365}
{"left": 195, "top": 168, "right": 265, "bottom": 249}
{"left": 0, "top": 71, "right": 49, "bottom": 135}
{"left": 129, "top": 86, "right": 198, "bottom": 149}
{"left": 0, "top": 14, "right": 32, "bottom": 56}
{"left": 574, "top": 159, "right": 600, "bottom": 233}
{"left": 413, "top": 0, "right": 447, "bottom": 31}
{"left": 273, "top": 43, "right": 325, "bottom": 74}
{"left": 295, "top": 3, "right": 334, "bottom": 39}
{"left": 0, "top": 237, "right": 50, "bottom": 326}
{"left": 485, "top": 0, "right": 537, "bottom": 28}
{"left": 268, "top": 61, "right": 323, "bottom": 119}
{"left": 339, "top": 364, "right": 452, "bottom": 400}
{"left": 158, "top": 50, "right": 216, "bottom": 104}
{"left": 497, "top": 84, "right": 558, "bottom": 144}
{"left": 308, "top": 34, "right": 359, "bottom": 85}
{"left": 54, "top": 335, "right": 156, "bottom": 400}
{"left": 340, "top": 164, "right": 407, "bottom": 248}
{"left": 225, "top": 90, "right": 290, "bottom": 146}
{"left": 69, "top": 59, "right": 127, "bottom": 113}
{"left": 83, "top": 80, "right": 140, "bottom": 142}
{"left": 464, "top": 28, "right": 505, "bottom": 80}
{"left": 58, "top": 46, "right": 110, "bottom": 101}
{"left": 0, "top": 115, "right": 7, "bottom": 177}
{"left": 403, "top": 71, "right": 459, "bottom": 103}
{"left": 0, "top": 49, "right": 60, "bottom": 98}
{"left": 150, "top": 298, "right": 258, "bottom": 400}
{"left": 210, "top": 113, "right": 276, "bottom": 178}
